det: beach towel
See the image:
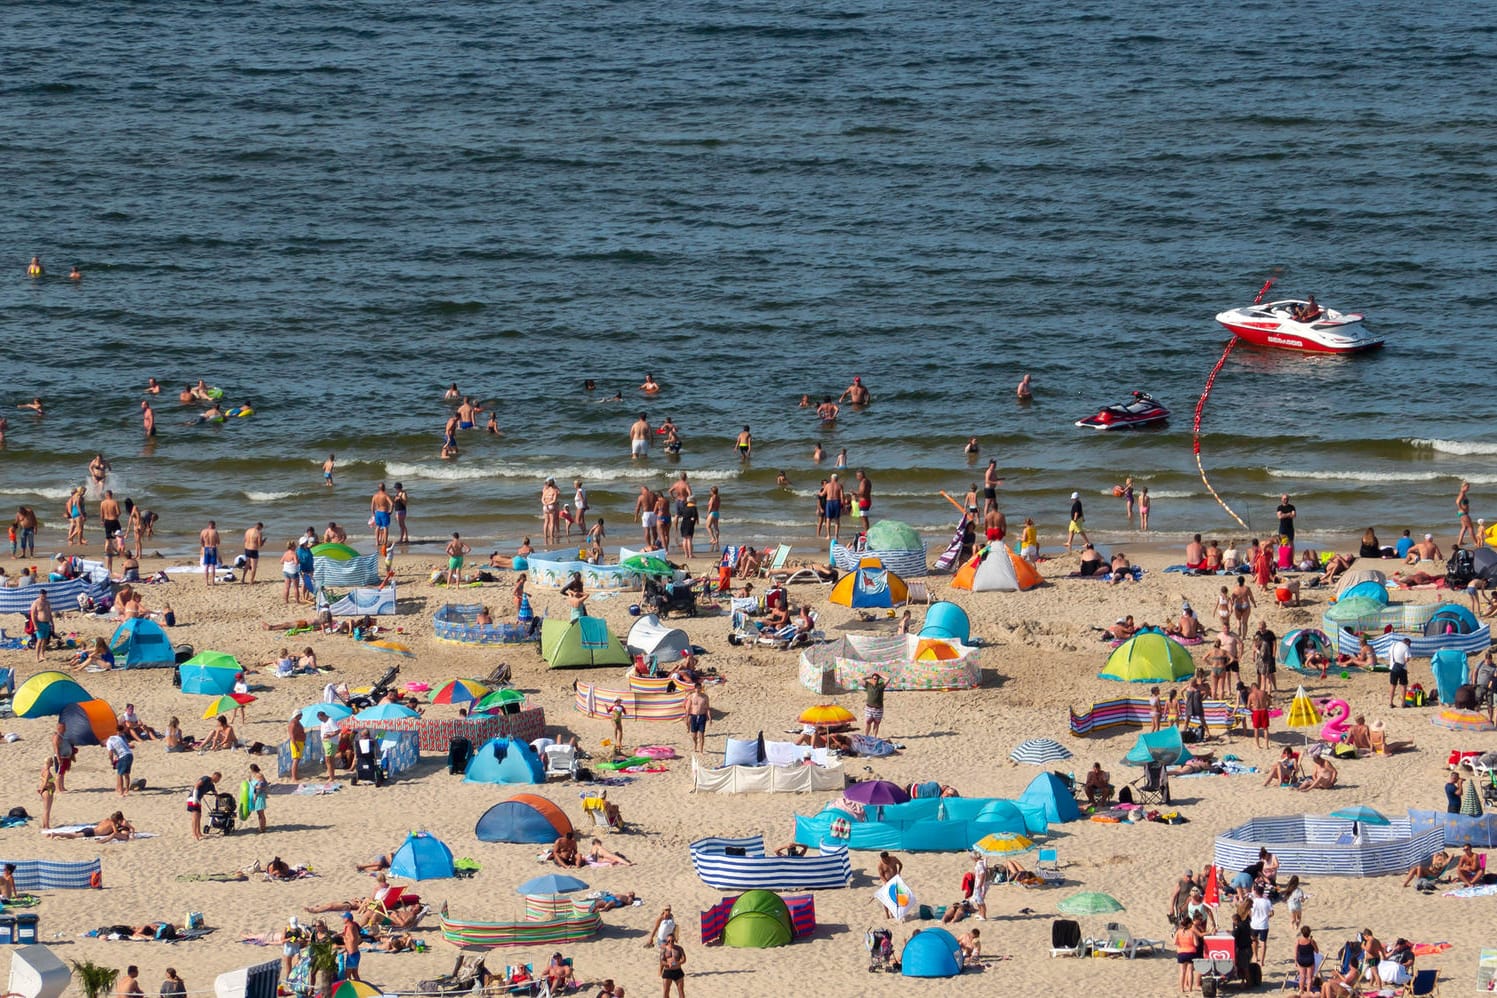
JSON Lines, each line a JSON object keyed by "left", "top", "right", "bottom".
{"left": 1443, "top": 883, "right": 1497, "bottom": 898}
{"left": 292, "top": 782, "right": 342, "bottom": 795}
{"left": 579, "top": 617, "right": 610, "bottom": 649}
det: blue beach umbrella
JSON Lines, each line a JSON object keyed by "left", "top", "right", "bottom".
{"left": 517, "top": 873, "right": 590, "bottom": 896}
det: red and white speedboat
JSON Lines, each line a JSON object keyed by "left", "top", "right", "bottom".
{"left": 1214, "top": 299, "right": 1382, "bottom": 354}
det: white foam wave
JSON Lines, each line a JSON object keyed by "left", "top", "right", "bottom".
{"left": 1143, "top": 490, "right": 1195, "bottom": 499}
{"left": 0, "top": 486, "right": 75, "bottom": 500}
{"left": 244, "top": 490, "right": 297, "bottom": 502}
{"left": 1270, "top": 468, "right": 1497, "bottom": 485}
{"left": 1409, "top": 438, "right": 1497, "bottom": 456}
{"left": 384, "top": 461, "right": 739, "bottom": 484}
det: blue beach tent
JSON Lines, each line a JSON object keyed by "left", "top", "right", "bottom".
{"left": 389, "top": 831, "right": 455, "bottom": 880}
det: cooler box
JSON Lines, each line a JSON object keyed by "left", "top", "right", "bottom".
{"left": 0, "top": 915, "right": 15, "bottom": 945}
{"left": 15, "top": 914, "right": 38, "bottom": 944}
{"left": 1202, "top": 934, "right": 1235, "bottom": 962}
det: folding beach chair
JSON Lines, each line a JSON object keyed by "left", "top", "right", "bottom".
{"left": 758, "top": 544, "right": 792, "bottom": 578}
{"left": 1093, "top": 922, "right": 1161, "bottom": 959}
{"left": 581, "top": 794, "right": 623, "bottom": 832}
{"left": 1036, "top": 847, "right": 1063, "bottom": 883}
{"left": 1403, "top": 967, "right": 1439, "bottom": 997}
{"left": 1129, "top": 761, "right": 1171, "bottom": 805}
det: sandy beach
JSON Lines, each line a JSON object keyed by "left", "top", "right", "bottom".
{"left": 2, "top": 533, "right": 1488, "bottom": 997}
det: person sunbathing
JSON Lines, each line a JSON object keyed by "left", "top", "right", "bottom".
{"left": 51, "top": 811, "right": 134, "bottom": 840}
{"left": 773, "top": 840, "right": 808, "bottom": 857}
{"left": 1104, "top": 616, "right": 1136, "bottom": 642}
{"left": 1298, "top": 754, "right": 1337, "bottom": 791}
{"left": 1456, "top": 845, "right": 1483, "bottom": 887}
{"left": 737, "top": 547, "right": 761, "bottom": 578}
{"left": 762, "top": 604, "right": 791, "bottom": 630}
{"left": 957, "top": 928, "right": 982, "bottom": 965}
{"left": 304, "top": 897, "right": 369, "bottom": 914}
{"left": 1168, "top": 755, "right": 1216, "bottom": 776}
{"left": 553, "top": 832, "right": 585, "bottom": 869}
{"left": 1169, "top": 607, "right": 1202, "bottom": 641}
{"left": 1107, "top": 552, "right": 1133, "bottom": 583}
{"left": 1082, "top": 763, "right": 1112, "bottom": 805}
{"left": 1318, "top": 553, "right": 1356, "bottom": 584}
{"left": 1345, "top": 715, "right": 1373, "bottom": 754}
{"left": 374, "top": 932, "right": 416, "bottom": 952}
{"left": 71, "top": 637, "right": 115, "bottom": 672}
{"left": 266, "top": 857, "right": 296, "bottom": 881}
{"left": 1320, "top": 962, "right": 1361, "bottom": 998}
{"left": 545, "top": 953, "right": 578, "bottom": 992}
{"left": 1263, "top": 748, "right": 1302, "bottom": 786}
{"left": 1305, "top": 647, "right": 1331, "bottom": 679}
{"left": 586, "top": 838, "right": 633, "bottom": 866}
{"left": 1336, "top": 636, "right": 1375, "bottom": 669}
{"left": 1402, "top": 850, "right": 1451, "bottom": 888}
{"left": 199, "top": 716, "right": 237, "bottom": 751}
{"left": 587, "top": 891, "right": 638, "bottom": 912}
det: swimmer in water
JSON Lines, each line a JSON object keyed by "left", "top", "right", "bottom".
{"left": 776, "top": 471, "right": 792, "bottom": 488}
{"left": 598, "top": 391, "right": 623, "bottom": 403}
{"left": 1016, "top": 373, "right": 1033, "bottom": 399}
{"left": 322, "top": 454, "right": 335, "bottom": 487}
{"left": 179, "top": 386, "right": 194, "bottom": 403}
{"left": 17, "top": 398, "right": 43, "bottom": 415}
{"left": 812, "top": 442, "right": 824, "bottom": 462}
{"left": 584, "top": 379, "right": 596, "bottom": 392}
{"left": 27, "top": 257, "right": 43, "bottom": 277}
{"left": 736, "top": 426, "right": 752, "bottom": 461}
{"left": 189, "top": 402, "right": 224, "bottom": 425}
{"left": 964, "top": 436, "right": 979, "bottom": 455}
{"left": 799, "top": 394, "right": 811, "bottom": 407}
{"left": 145, "top": 378, "right": 161, "bottom": 395}
{"left": 640, "top": 373, "right": 661, "bottom": 394}
{"left": 68, "top": 265, "right": 81, "bottom": 281}
{"left": 89, "top": 454, "right": 111, "bottom": 485}
{"left": 836, "top": 448, "right": 847, "bottom": 468}
{"left": 816, "top": 397, "right": 839, "bottom": 422}
{"left": 486, "top": 411, "right": 501, "bottom": 435}
{"left": 190, "top": 379, "right": 213, "bottom": 402}
{"left": 443, "top": 383, "right": 461, "bottom": 401}
{"left": 141, "top": 401, "right": 155, "bottom": 437}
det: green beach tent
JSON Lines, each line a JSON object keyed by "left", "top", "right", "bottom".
{"left": 723, "top": 890, "right": 794, "bottom": 948}
{"left": 540, "top": 617, "right": 631, "bottom": 669}
{"left": 865, "top": 519, "right": 922, "bottom": 553}
{"left": 1098, "top": 632, "right": 1195, "bottom": 683}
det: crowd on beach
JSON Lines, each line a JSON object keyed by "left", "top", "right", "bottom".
{"left": 5, "top": 359, "right": 1495, "bottom": 996}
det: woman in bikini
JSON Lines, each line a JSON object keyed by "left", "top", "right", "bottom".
{"left": 1216, "top": 586, "right": 1232, "bottom": 633}
{"left": 1230, "top": 576, "right": 1255, "bottom": 639}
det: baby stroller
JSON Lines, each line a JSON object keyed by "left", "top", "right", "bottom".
{"left": 208, "top": 792, "right": 237, "bottom": 835}
{"left": 351, "top": 734, "right": 388, "bottom": 787}
{"left": 865, "top": 927, "right": 897, "bottom": 972}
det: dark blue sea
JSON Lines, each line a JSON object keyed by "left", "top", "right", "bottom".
{"left": 5, "top": 0, "right": 1497, "bottom": 557}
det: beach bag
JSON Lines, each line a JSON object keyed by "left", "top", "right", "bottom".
{"left": 1447, "top": 549, "right": 1476, "bottom": 588}
{"left": 1332, "top": 743, "right": 1357, "bottom": 759}
{"left": 1407, "top": 685, "right": 1427, "bottom": 708}
{"left": 185, "top": 912, "right": 204, "bottom": 930}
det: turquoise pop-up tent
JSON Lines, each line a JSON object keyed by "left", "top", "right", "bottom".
{"left": 463, "top": 737, "right": 545, "bottom": 785}
{"left": 1123, "top": 727, "right": 1193, "bottom": 767}
{"left": 1019, "top": 772, "right": 1081, "bottom": 824}
{"left": 901, "top": 926, "right": 963, "bottom": 978}
{"left": 109, "top": 618, "right": 175, "bottom": 669}
{"left": 389, "top": 831, "right": 455, "bottom": 880}
{"left": 1431, "top": 649, "right": 1469, "bottom": 706}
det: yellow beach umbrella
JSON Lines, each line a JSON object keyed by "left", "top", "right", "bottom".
{"left": 1285, "top": 686, "right": 1321, "bottom": 729}
{"left": 202, "top": 694, "right": 253, "bottom": 718}
{"left": 798, "top": 704, "right": 855, "bottom": 726}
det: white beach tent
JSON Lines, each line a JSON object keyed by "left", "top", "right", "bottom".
{"left": 626, "top": 614, "right": 692, "bottom": 665}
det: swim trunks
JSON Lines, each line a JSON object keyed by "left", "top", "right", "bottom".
{"left": 290, "top": 740, "right": 304, "bottom": 760}
{"left": 114, "top": 753, "right": 134, "bottom": 776}
{"left": 984, "top": 486, "right": 997, "bottom": 500}
{"left": 202, "top": 546, "right": 218, "bottom": 566}
{"left": 1068, "top": 518, "right": 1085, "bottom": 534}
{"left": 448, "top": 556, "right": 463, "bottom": 571}
{"left": 864, "top": 706, "right": 883, "bottom": 722}
{"left": 324, "top": 471, "right": 333, "bottom": 481}
{"left": 458, "top": 421, "right": 474, "bottom": 430}
{"left": 373, "top": 511, "right": 390, "bottom": 528}
{"left": 35, "top": 621, "right": 53, "bottom": 642}
{"left": 102, "top": 518, "right": 121, "bottom": 538}
{"left": 632, "top": 438, "right": 648, "bottom": 456}
{"left": 986, "top": 528, "right": 1001, "bottom": 541}
{"left": 688, "top": 714, "right": 707, "bottom": 733}
{"left": 1251, "top": 709, "right": 1269, "bottom": 729}
{"left": 825, "top": 500, "right": 842, "bottom": 520}
{"left": 642, "top": 512, "right": 657, "bottom": 529}
{"left": 244, "top": 548, "right": 259, "bottom": 561}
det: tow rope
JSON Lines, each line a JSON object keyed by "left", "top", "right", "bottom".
{"left": 1193, "top": 336, "right": 1249, "bottom": 530}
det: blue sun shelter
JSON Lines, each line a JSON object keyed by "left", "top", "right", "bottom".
{"left": 1280, "top": 628, "right": 1332, "bottom": 673}
{"left": 1431, "top": 649, "right": 1469, "bottom": 706}
{"left": 464, "top": 737, "right": 545, "bottom": 785}
{"left": 901, "top": 926, "right": 963, "bottom": 978}
{"left": 108, "top": 618, "right": 176, "bottom": 669}
{"left": 1019, "top": 771, "right": 1081, "bottom": 824}
{"left": 389, "top": 831, "right": 455, "bottom": 880}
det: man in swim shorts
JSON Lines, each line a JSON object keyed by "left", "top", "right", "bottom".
{"left": 99, "top": 489, "right": 123, "bottom": 542}
{"left": 824, "top": 474, "right": 844, "bottom": 540}
{"left": 200, "top": 521, "right": 220, "bottom": 587}
{"left": 322, "top": 454, "right": 335, "bottom": 487}
{"left": 287, "top": 713, "right": 306, "bottom": 781}
{"left": 370, "top": 484, "right": 394, "bottom": 550}
{"left": 983, "top": 459, "right": 1000, "bottom": 516}
{"left": 242, "top": 522, "right": 264, "bottom": 585}
{"left": 855, "top": 470, "right": 874, "bottom": 528}
{"left": 445, "top": 533, "right": 471, "bottom": 586}
{"left": 629, "top": 412, "right": 651, "bottom": 459}
{"left": 635, "top": 486, "right": 658, "bottom": 546}
{"left": 735, "top": 426, "right": 752, "bottom": 461}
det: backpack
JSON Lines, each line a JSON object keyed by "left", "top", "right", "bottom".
{"left": 1407, "top": 684, "right": 1427, "bottom": 708}
{"left": 1447, "top": 548, "right": 1476, "bottom": 588}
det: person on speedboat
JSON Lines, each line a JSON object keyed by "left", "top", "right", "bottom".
{"left": 1292, "top": 296, "right": 1321, "bottom": 322}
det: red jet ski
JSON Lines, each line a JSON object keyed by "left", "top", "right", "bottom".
{"left": 1075, "top": 391, "right": 1170, "bottom": 431}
